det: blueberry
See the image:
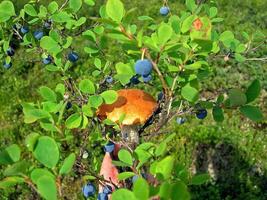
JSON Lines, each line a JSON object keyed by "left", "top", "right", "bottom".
{"left": 3, "top": 61, "right": 12, "bottom": 69}
{"left": 6, "top": 47, "right": 15, "bottom": 56}
{"left": 130, "top": 75, "right": 140, "bottom": 85}
{"left": 142, "top": 74, "right": 152, "bottom": 83}
{"left": 132, "top": 175, "right": 139, "bottom": 183}
{"left": 106, "top": 76, "right": 113, "bottom": 84}
{"left": 176, "top": 117, "right": 186, "bottom": 125}
{"left": 196, "top": 109, "right": 208, "bottom": 120}
{"left": 157, "top": 92, "right": 164, "bottom": 101}
{"left": 103, "top": 185, "right": 112, "bottom": 194}
{"left": 134, "top": 59, "right": 153, "bottom": 76}
{"left": 160, "top": 6, "right": 170, "bottom": 16}
{"left": 98, "top": 193, "right": 108, "bottom": 200}
{"left": 68, "top": 52, "right": 79, "bottom": 62}
{"left": 104, "top": 141, "right": 115, "bottom": 153}
{"left": 20, "top": 26, "right": 29, "bottom": 34}
{"left": 42, "top": 56, "right": 52, "bottom": 65}
{"left": 44, "top": 19, "right": 52, "bottom": 29}
{"left": 66, "top": 102, "right": 72, "bottom": 110}
{"left": 82, "top": 182, "right": 96, "bottom": 198}
{"left": 34, "top": 30, "right": 44, "bottom": 40}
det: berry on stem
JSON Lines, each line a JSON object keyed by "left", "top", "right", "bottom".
{"left": 20, "top": 26, "right": 29, "bottom": 34}
{"left": 98, "top": 192, "right": 108, "bottom": 200}
{"left": 196, "top": 109, "right": 208, "bottom": 119}
{"left": 103, "top": 185, "right": 113, "bottom": 194}
{"left": 106, "top": 76, "right": 113, "bottom": 84}
{"left": 3, "top": 61, "right": 12, "bottom": 69}
{"left": 6, "top": 47, "right": 15, "bottom": 56}
{"left": 176, "top": 117, "right": 186, "bottom": 125}
{"left": 34, "top": 30, "right": 44, "bottom": 40}
{"left": 68, "top": 52, "right": 79, "bottom": 62}
{"left": 130, "top": 75, "right": 140, "bottom": 85}
{"left": 104, "top": 141, "right": 115, "bottom": 153}
{"left": 42, "top": 56, "right": 52, "bottom": 65}
{"left": 134, "top": 59, "right": 152, "bottom": 76}
{"left": 82, "top": 182, "right": 96, "bottom": 198}
{"left": 160, "top": 6, "right": 170, "bottom": 16}
{"left": 142, "top": 74, "right": 152, "bottom": 83}
{"left": 66, "top": 102, "right": 72, "bottom": 110}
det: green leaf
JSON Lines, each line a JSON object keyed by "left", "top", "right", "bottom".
{"left": 181, "top": 15, "right": 195, "bottom": 33}
{"left": 106, "top": 0, "right": 125, "bottom": 23}
{"left": 69, "top": 0, "right": 82, "bottom": 13}
{"left": 212, "top": 106, "right": 224, "bottom": 122}
{"left": 0, "top": 177, "right": 24, "bottom": 189}
{"left": 191, "top": 173, "right": 210, "bottom": 185}
{"left": 115, "top": 62, "right": 135, "bottom": 85}
{"left": 181, "top": 84, "right": 199, "bottom": 102}
{"left": 82, "top": 104, "right": 93, "bottom": 117}
{"left": 48, "top": 1, "right": 58, "bottom": 14}
{"left": 219, "top": 31, "right": 235, "bottom": 47}
{"left": 33, "top": 136, "right": 59, "bottom": 168}
{"left": 39, "top": 86, "right": 57, "bottom": 102}
{"left": 84, "top": 0, "right": 95, "bottom": 6}
{"left": 240, "top": 105, "right": 263, "bottom": 122}
{"left": 27, "top": 108, "right": 51, "bottom": 119}
{"left": 159, "top": 182, "right": 172, "bottom": 199}
{"left": 3, "top": 161, "right": 29, "bottom": 176}
{"left": 228, "top": 88, "right": 247, "bottom": 107}
{"left": 100, "top": 90, "right": 118, "bottom": 104}
{"left": 65, "top": 113, "right": 82, "bottom": 129}
{"left": 133, "top": 178, "right": 149, "bottom": 200}
{"left": 235, "top": 53, "right": 246, "bottom": 63}
{"left": 155, "top": 142, "right": 167, "bottom": 157}
{"left": 171, "top": 181, "right": 190, "bottom": 200}
{"left": 89, "top": 95, "right": 103, "bottom": 108}
{"left": 40, "top": 36, "right": 61, "bottom": 55}
{"left": 0, "top": 144, "right": 21, "bottom": 165}
{"left": 55, "top": 83, "right": 65, "bottom": 96}
{"left": 155, "top": 156, "right": 174, "bottom": 180}
{"left": 52, "top": 11, "right": 71, "bottom": 23}
{"left": 24, "top": 4, "right": 37, "bottom": 16}
{"left": 31, "top": 168, "right": 55, "bottom": 184}
{"left": 245, "top": 79, "right": 261, "bottom": 103}
{"left": 59, "top": 153, "right": 76, "bottom": 175}
{"left": 42, "top": 102, "right": 59, "bottom": 113}
{"left": 112, "top": 189, "right": 137, "bottom": 200}
{"left": 79, "top": 79, "right": 95, "bottom": 94}
{"left": 219, "top": 31, "right": 234, "bottom": 42}
{"left": 158, "top": 23, "right": 173, "bottom": 45}
{"left": 94, "top": 58, "right": 101, "bottom": 69}
{"left": 0, "top": 1, "right": 16, "bottom": 22}
{"left": 235, "top": 43, "right": 246, "bottom": 53}
{"left": 209, "top": 7, "right": 218, "bottom": 18}
{"left": 185, "top": 0, "right": 197, "bottom": 12}
{"left": 118, "top": 172, "right": 135, "bottom": 181}
{"left": 37, "top": 176, "right": 57, "bottom": 200}
{"left": 118, "top": 149, "right": 133, "bottom": 166}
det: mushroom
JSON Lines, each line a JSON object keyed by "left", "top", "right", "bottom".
{"left": 97, "top": 89, "right": 157, "bottom": 146}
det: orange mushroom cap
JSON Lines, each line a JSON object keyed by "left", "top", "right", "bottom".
{"left": 97, "top": 89, "right": 157, "bottom": 125}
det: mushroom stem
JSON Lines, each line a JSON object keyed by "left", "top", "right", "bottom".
{"left": 121, "top": 125, "right": 139, "bottom": 146}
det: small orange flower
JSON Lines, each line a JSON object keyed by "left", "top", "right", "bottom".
{"left": 193, "top": 18, "right": 203, "bottom": 31}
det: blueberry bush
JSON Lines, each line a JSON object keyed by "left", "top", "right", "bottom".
{"left": 0, "top": 0, "right": 265, "bottom": 199}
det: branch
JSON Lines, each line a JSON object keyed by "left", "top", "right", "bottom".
{"left": 145, "top": 51, "right": 170, "bottom": 95}
{"left": 246, "top": 57, "right": 267, "bottom": 61}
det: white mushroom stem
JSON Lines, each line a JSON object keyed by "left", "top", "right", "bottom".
{"left": 121, "top": 125, "right": 139, "bottom": 145}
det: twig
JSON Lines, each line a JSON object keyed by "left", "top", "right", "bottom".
{"left": 59, "top": 0, "right": 69, "bottom": 11}
{"left": 245, "top": 57, "right": 267, "bottom": 61}
{"left": 145, "top": 51, "right": 169, "bottom": 95}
